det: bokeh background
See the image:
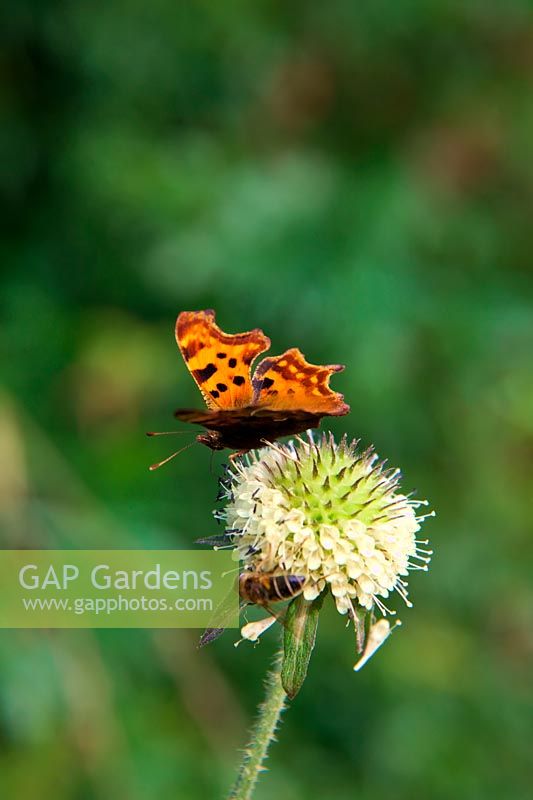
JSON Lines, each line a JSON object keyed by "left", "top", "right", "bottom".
{"left": 1, "top": 2, "right": 533, "bottom": 798}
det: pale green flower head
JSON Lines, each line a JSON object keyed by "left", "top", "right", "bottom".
{"left": 221, "top": 433, "right": 433, "bottom": 620}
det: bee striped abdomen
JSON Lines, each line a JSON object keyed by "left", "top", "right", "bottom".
{"left": 270, "top": 574, "right": 306, "bottom": 600}
{"left": 238, "top": 572, "right": 306, "bottom": 605}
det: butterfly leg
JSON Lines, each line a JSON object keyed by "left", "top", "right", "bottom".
{"left": 228, "top": 449, "right": 249, "bottom": 463}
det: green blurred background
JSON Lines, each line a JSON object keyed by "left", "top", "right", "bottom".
{"left": 1, "top": 2, "right": 532, "bottom": 798}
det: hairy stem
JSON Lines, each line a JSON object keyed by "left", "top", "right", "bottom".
{"left": 227, "top": 647, "right": 287, "bottom": 800}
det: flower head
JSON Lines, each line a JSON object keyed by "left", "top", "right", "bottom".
{"left": 219, "top": 433, "right": 433, "bottom": 619}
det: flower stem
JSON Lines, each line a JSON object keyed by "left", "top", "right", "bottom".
{"left": 227, "top": 646, "right": 287, "bottom": 800}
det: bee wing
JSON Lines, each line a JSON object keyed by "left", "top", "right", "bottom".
{"left": 198, "top": 579, "right": 245, "bottom": 647}
{"left": 195, "top": 533, "right": 234, "bottom": 547}
{"left": 198, "top": 626, "right": 227, "bottom": 647}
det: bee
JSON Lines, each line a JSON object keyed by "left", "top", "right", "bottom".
{"left": 199, "top": 570, "right": 306, "bottom": 647}
{"left": 238, "top": 571, "right": 306, "bottom": 606}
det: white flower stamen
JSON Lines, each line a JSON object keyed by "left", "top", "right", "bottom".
{"left": 219, "top": 433, "right": 432, "bottom": 618}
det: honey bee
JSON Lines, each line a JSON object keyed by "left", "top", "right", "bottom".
{"left": 199, "top": 571, "right": 306, "bottom": 647}
{"left": 238, "top": 571, "right": 306, "bottom": 606}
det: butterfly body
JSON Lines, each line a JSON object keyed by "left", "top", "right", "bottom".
{"left": 174, "top": 309, "right": 349, "bottom": 454}
{"left": 175, "top": 407, "right": 326, "bottom": 451}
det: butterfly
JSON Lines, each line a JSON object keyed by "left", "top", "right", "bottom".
{"left": 166, "top": 309, "right": 349, "bottom": 457}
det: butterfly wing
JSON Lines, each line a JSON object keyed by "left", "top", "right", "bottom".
{"left": 176, "top": 310, "right": 270, "bottom": 410}
{"left": 251, "top": 348, "right": 350, "bottom": 416}
{"left": 174, "top": 407, "right": 321, "bottom": 430}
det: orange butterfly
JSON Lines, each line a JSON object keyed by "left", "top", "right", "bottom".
{"left": 161, "top": 309, "right": 349, "bottom": 458}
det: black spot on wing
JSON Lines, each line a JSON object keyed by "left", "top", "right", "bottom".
{"left": 210, "top": 390, "right": 220, "bottom": 399}
{"left": 193, "top": 363, "right": 217, "bottom": 383}
{"left": 228, "top": 357, "right": 237, "bottom": 368}
{"left": 216, "top": 383, "right": 228, "bottom": 392}
{"left": 217, "top": 352, "right": 226, "bottom": 359}
{"left": 233, "top": 375, "right": 245, "bottom": 386}
{"left": 260, "top": 377, "right": 275, "bottom": 390}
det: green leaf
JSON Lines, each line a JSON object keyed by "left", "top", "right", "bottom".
{"left": 281, "top": 592, "right": 325, "bottom": 699}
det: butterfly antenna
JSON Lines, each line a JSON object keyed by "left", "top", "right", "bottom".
{"left": 146, "top": 430, "right": 192, "bottom": 437}
{"left": 149, "top": 441, "right": 195, "bottom": 471}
